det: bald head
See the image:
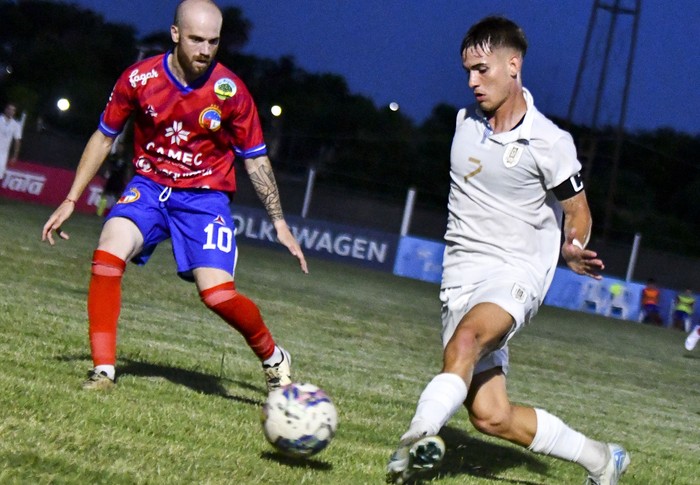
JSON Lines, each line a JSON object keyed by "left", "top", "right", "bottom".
{"left": 174, "top": 0, "right": 222, "bottom": 30}
{"left": 170, "top": 0, "right": 223, "bottom": 83}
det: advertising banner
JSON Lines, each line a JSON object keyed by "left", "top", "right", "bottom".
{"left": 393, "top": 235, "right": 444, "bottom": 284}
{"left": 0, "top": 160, "right": 105, "bottom": 214}
{"left": 232, "top": 205, "right": 399, "bottom": 271}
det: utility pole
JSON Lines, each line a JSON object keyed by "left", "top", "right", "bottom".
{"left": 567, "top": 0, "right": 642, "bottom": 242}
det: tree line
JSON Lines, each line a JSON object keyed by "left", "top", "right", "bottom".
{"left": 1, "top": 1, "right": 699, "bottom": 255}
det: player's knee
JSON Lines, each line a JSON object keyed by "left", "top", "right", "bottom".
{"left": 200, "top": 282, "right": 238, "bottom": 309}
{"left": 469, "top": 405, "right": 512, "bottom": 437}
{"left": 448, "top": 325, "right": 479, "bottom": 352}
{"left": 91, "top": 250, "right": 126, "bottom": 277}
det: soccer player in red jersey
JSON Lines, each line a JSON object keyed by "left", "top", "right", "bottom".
{"left": 41, "top": 0, "right": 307, "bottom": 392}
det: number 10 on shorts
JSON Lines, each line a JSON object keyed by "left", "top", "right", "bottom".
{"left": 203, "top": 223, "right": 233, "bottom": 252}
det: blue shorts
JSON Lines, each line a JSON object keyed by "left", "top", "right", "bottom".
{"left": 673, "top": 310, "right": 690, "bottom": 321}
{"left": 106, "top": 175, "right": 237, "bottom": 281}
{"left": 643, "top": 304, "right": 659, "bottom": 315}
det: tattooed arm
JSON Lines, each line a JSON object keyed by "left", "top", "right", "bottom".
{"left": 244, "top": 156, "right": 308, "bottom": 273}
{"left": 245, "top": 155, "right": 284, "bottom": 221}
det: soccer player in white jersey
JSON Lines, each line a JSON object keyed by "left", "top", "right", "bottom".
{"left": 387, "top": 16, "right": 629, "bottom": 485}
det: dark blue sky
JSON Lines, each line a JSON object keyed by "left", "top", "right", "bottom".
{"left": 70, "top": 1, "right": 699, "bottom": 135}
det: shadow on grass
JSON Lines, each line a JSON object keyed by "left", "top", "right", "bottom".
{"left": 411, "top": 426, "right": 549, "bottom": 485}
{"left": 260, "top": 450, "right": 333, "bottom": 471}
{"left": 0, "top": 450, "right": 134, "bottom": 483}
{"left": 683, "top": 352, "right": 700, "bottom": 360}
{"left": 56, "top": 354, "right": 265, "bottom": 406}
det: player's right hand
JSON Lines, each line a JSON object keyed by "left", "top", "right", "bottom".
{"left": 561, "top": 228, "right": 604, "bottom": 279}
{"left": 274, "top": 219, "right": 308, "bottom": 274}
{"left": 42, "top": 199, "right": 75, "bottom": 246}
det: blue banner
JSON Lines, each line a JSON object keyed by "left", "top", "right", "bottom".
{"left": 232, "top": 205, "right": 399, "bottom": 271}
{"left": 393, "top": 236, "right": 444, "bottom": 284}
{"left": 233, "top": 205, "right": 696, "bottom": 329}
{"left": 543, "top": 267, "right": 686, "bottom": 325}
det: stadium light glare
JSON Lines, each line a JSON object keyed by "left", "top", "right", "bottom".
{"left": 57, "top": 98, "right": 71, "bottom": 112}
{"left": 271, "top": 105, "right": 282, "bottom": 117}
{"left": 389, "top": 102, "right": 400, "bottom": 112}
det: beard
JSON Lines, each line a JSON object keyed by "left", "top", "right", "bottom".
{"left": 175, "top": 47, "right": 213, "bottom": 80}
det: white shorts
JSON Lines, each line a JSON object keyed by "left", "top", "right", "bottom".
{"left": 440, "top": 277, "right": 540, "bottom": 375}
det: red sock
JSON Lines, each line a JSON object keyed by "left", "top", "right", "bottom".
{"left": 87, "top": 250, "right": 126, "bottom": 366}
{"left": 200, "top": 282, "right": 275, "bottom": 360}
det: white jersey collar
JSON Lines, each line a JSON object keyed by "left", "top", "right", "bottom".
{"left": 479, "top": 87, "right": 535, "bottom": 145}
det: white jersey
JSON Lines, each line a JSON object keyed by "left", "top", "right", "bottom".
{"left": 442, "top": 88, "right": 581, "bottom": 301}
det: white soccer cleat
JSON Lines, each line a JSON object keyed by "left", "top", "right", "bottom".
{"left": 685, "top": 326, "right": 700, "bottom": 351}
{"left": 263, "top": 347, "right": 292, "bottom": 392}
{"left": 585, "top": 443, "right": 630, "bottom": 485}
{"left": 386, "top": 435, "right": 445, "bottom": 484}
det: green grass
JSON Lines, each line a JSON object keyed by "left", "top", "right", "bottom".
{"left": 0, "top": 199, "right": 698, "bottom": 484}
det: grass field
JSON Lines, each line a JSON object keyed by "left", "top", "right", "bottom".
{"left": 0, "top": 199, "right": 698, "bottom": 484}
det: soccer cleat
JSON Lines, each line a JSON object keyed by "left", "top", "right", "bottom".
{"left": 685, "top": 326, "right": 699, "bottom": 351}
{"left": 386, "top": 435, "right": 445, "bottom": 484}
{"left": 263, "top": 347, "right": 292, "bottom": 392}
{"left": 584, "top": 443, "right": 630, "bottom": 485}
{"left": 82, "top": 369, "right": 115, "bottom": 390}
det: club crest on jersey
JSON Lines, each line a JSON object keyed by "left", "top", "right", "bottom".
{"left": 213, "top": 215, "right": 226, "bottom": 226}
{"left": 136, "top": 157, "right": 152, "bottom": 172}
{"left": 199, "top": 105, "right": 222, "bottom": 131}
{"left": 503, "top": 143, "right": 525, "bottom": 168}
{"left": 214, "top": 78, "right": 236, "bottom": 100}
{"left": 511, "top": 283, "right": 527, "bottom": 304}
{"left": 117, "top": 187, "right": 141, "bottom": 204}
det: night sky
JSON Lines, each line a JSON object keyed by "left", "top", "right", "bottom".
{"left": 68, "top": 0, "right": 700, "bottom": 135}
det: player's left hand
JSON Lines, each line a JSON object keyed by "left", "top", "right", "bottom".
{"left": 41, "top": 199, "right": 75, "bottom": 246}
{"left": 274, "top": 220, "right": 309, "bottom": 274}
{"left": 561, "top": 228, "right": 604, "bottom": 279}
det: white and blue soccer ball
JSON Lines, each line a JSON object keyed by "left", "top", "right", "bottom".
{"left": 262, "top": 382, "right": 338, "bottom": 457}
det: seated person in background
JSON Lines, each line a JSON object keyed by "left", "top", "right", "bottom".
{"left": 639, "top": 278, "right": 662, "bottom": 326}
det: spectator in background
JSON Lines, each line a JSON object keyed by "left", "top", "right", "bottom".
{"left": 0, "top": 101, "right": 22, "bottom": 180}
{"left": 96, "top": 140, "right": 131, "bottom": 217}
{"left": 671, "top": 288, "right": 695, "bottom": 332}
{"left": 639, "top": 278, "right": 662, "bottom": 326}
{"left": 607, "top": 281, "right": 628, "bottom": 319}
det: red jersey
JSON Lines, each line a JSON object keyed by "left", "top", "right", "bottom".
{"left": 98, "top": 52, "right": 266, "bottom": 192}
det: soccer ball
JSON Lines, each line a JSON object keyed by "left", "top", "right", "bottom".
{"left": 262, "top": 382, "right": 338, "bottom": 457}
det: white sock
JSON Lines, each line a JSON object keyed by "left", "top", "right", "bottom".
{"left": 402, "top": 373, "right": 468, "bottom": 441}
{"left": 528, "top": 408, "right": 609, "bottom": 474}
{"left": 263, "top": 346, "right": 283, "bottom": 366}
{"left": 685, "top": 327, "right": 700, "bottom": 350}
{"left": 94, "top": 365, "right": 115, "bottom": 380}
